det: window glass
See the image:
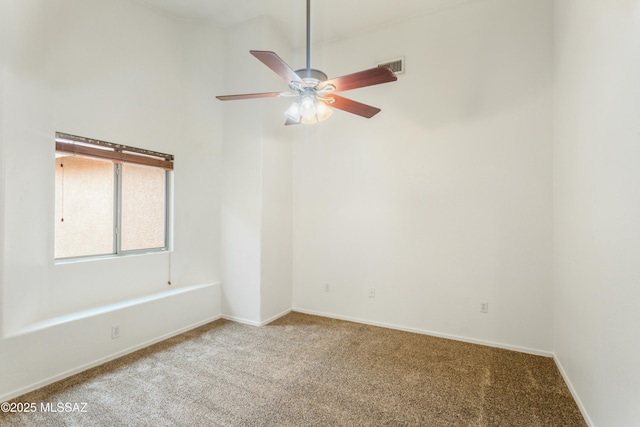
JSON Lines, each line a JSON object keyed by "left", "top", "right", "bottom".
{"left": 120, "top": 163, "right": 167, "bottom": 251}
{"left": 55, "top": 155, "right": 115, "bottom": 258}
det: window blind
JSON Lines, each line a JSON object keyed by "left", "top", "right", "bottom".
{"left": 55, "top": 132, "right": 174, "bottom": 170}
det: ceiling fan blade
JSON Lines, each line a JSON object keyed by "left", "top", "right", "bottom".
{"left": 285, "top": 118, "right": 300, "bottom": 126}
{"left": 326, "top": 95, "right": 382, "bottom": 118}
{"left": 216, "top": 92, "right": 281, "bottom": 101}
{"left": 324, "top": 66, "right": 397, "bottom": 93}
{"left": 250, "top": 50, "right": 304, "bottom": 86}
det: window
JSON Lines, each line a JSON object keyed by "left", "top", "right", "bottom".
{"left": 54, "top": 132, "right": 173, "bottom": 260}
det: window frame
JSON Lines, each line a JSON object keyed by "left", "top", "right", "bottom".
{"left": 54, "top": 132, "right": 173, "bottom": 261}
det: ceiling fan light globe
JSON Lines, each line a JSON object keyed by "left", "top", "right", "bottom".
{"left": 300, "top": 96, "right": 317, "bottom": 120}
{"left": 285, "top": 102, "right": 301, "bottom": 122}
{"left": 316, "top": 102, "right": 333, "bottom": 122}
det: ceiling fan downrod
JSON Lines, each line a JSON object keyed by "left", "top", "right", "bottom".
{"left": 295, "top": 0, "right": 326, "bottom": 85}
{"left": 306, "top": 0, "right": 311, "bottom": 72}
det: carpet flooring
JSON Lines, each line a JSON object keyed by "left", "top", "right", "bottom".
{"left": 1, "top": 312, "right": 586, "bottom": 426}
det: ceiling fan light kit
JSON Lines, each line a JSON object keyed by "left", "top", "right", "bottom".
{"left": 216, "top": 0, "right": 397, "bottom": 126}
{"left": 285, "top": 96, "right": 333, "bottom": 125}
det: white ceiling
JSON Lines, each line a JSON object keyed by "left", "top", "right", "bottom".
{"left": 135, "top": 0, "right": 471, "bottom": 47}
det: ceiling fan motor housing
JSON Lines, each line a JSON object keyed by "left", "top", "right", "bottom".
{"left": 295, "top": 68, "right": 328, "bottom": 84}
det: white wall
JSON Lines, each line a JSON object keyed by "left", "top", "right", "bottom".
{"left": 0, "top": 0, "right": 6, "bottom": 368}
{"left": 259, "top": 87, "right": 294, "bottom": 323}
{"left": 220, "top": 16, "right": 293, "bottom": 325}
{"left": 0, "top": 0, "right": 222, "bottom": 400}
{"left": 554, "top": 1, "right": 640, "bottom": 425}
{"left": 293, "top": 0, "right": 554, "bottom": 353}
{"left": 219, "top": 16, "right": 263, "bottom": 322}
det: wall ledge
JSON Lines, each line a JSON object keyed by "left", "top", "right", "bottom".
{"left": 3, "top": 282, "right": 220, "bottom": 339}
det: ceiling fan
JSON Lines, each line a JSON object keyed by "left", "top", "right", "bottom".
{"left": 216, "top": 0, "right": 398, "bottom": 125}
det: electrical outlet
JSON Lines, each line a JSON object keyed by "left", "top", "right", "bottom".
{"left": 368, "top": 288, "right": 376, "bottom": 298}
{"left": 480, "top": 301, "right": 489, "bottom": 314}
{"left": 111, "top": 324, "right": 121, "bottom": 339}
{"left": 324, "top": 283, "right": 330, "bottom": 292}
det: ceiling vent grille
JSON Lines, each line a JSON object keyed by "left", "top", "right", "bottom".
{"left": 377, "top": 57, "right": 405, "bottom": 75}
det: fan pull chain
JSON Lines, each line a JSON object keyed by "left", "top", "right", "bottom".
{"left": 60, "top": 162, "right": 65, "bottom": 222}
{"left": 167, "top": 251, "right": 172, "bottom": 285}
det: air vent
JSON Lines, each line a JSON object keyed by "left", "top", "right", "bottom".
{"left": 377, "top": 57, "right": 405, "bottom": 75}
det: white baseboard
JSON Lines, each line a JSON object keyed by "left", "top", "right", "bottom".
{"left": 553, "top": 354, "right": 594, "bottom": 427}
{"left": 260, "top": 308, "right": 292, "bottom": 326}
{"left": 1, "top": 315, "right": 221, "bottom": 403}
{"left": 292, "top": 307, "right": 554, "bottom": 358}
{"left": 221, "top": 315, "right": 262, "bottom": 327}
{"left": 222, "top": 308, "right": 292, "bottom": 327}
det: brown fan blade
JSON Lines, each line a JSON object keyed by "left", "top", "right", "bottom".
{"left": 250, "top": 50, "right": 304, "bottom": 86}
{"left": 216, "top": 92, "right": 281, "bottom": 101}
{"left": 326, "top": 95, "right": 381, "bottom": 118}
{"left": 324, "top": 66, "right": 397, "bottom": 93}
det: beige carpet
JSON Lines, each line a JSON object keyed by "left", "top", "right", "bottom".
{"left": 1, "top": 312, "right": 586, "bottom": 426}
